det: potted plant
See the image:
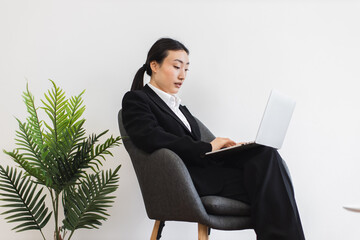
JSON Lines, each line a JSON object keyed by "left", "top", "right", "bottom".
{"left": 0, "top": 80, "right": 121, "bottom": 240}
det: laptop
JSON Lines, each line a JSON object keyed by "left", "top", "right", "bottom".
{"left": 205, "top": 89, "right": 296, "bottom": 156}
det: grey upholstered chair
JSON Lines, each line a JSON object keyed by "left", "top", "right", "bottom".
{"left": 118, "top": 110, "right": 254, "bottom": 239}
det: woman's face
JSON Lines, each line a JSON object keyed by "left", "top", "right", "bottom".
{"left": 149, "top": 50, "right": 189, "bottom": 94}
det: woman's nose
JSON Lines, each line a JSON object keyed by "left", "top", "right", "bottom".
{"left": 178, "top": 69, "right": 186, "bottom": 80}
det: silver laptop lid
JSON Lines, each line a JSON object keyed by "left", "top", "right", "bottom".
{"left": 255, "top": 89, "right": 296, "bottom": 149}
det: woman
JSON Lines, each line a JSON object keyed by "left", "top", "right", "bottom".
{"left": 122, "top": 38, "right": 305, "bottom": 240}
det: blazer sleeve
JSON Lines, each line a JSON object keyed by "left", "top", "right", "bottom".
{"left": 122, "top": 90, "right": 212, "bottom": 166}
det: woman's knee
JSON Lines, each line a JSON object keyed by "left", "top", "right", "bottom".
{"left": 254, "top": 146, "right": 283, "bottom": 166}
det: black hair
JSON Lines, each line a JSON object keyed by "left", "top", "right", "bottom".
{"left": 130, "top": 38, "right": 189, "bottom": 91}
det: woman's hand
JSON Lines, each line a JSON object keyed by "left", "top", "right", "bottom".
{"left": 210, "top": 137, "right": 237, "bottom": 152}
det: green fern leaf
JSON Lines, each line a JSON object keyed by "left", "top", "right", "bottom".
{"left": 14, "top": 119, "right": 42, "bottom": 162}
{"left": 22, "top": 83, "right": 44, "bottom": 149}
{"left": 88, "top": 133, "right": 122, "bottom": 171}
{"left": 41, "top": 79, "right": 69, "bottom": 144}
{"left": 62, "top": 165, "right": 121, "bottom": 232}
{"left": 0, "top": 166, "right": 52, "bottom": 233}
{"left": 51, "top": 131, "right": 120, "bottom": 190}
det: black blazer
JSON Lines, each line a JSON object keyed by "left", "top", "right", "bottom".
{"left": 122, "top": 85, "right": 228, "bottom": 196}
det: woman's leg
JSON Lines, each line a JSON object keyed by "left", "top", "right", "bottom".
{"left": 239, "top": 146, "right": 305, "bottom": 240}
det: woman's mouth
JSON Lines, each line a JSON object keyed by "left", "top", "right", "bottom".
{"left": 175, "top": 83, "right": 182, "bottom": 88}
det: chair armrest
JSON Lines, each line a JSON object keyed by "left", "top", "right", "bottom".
{"left": 130, "top": 147, "right": 209, "bottom": 223}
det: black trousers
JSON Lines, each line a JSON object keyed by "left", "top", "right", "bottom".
{"left": 216, "top": 146, "right": 305, "bottom": 240}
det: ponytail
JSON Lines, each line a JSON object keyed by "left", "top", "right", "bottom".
{"left": 131, "top": 64, "right": 147, "bottom": 91}
{"left": 130, "top": 38, "right": 189, "bottom": 91}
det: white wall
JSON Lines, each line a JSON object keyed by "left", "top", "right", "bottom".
{"left": 1, "top": 0, "right": 360, "bottom": 239}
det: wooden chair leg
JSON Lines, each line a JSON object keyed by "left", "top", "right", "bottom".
{"left": 198, "top": 223, "right": 209, "bottom": 240}
{"left": 150, "top": 220, "right": 165, "bottom": 240}
{"left": 150, "top": 220, "right": 161, "bottom": 240}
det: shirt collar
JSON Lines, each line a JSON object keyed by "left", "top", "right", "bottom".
{"left": 147, "top": 83, "right": 181, "bottom": 109}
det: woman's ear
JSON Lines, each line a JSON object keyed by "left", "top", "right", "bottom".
{"left": 150, "top": 61, "right": 158, "bottom": 73}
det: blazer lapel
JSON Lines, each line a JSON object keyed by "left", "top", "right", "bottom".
{"left": 179, "top": 105, "right": 202, "bottom": 141}
{"left": 143, "top": 85, "right": 195, "bottom": 137}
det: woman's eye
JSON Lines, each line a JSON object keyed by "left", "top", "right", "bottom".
{"left": 174, "top": 66, "right": 180, "bottom": 69}
{"left": 185, "top": 69, "right": 189, "bottom": 72}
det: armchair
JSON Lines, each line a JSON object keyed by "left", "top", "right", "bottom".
{"left": 118, "top": 110, "right": 253, "bottom": 239}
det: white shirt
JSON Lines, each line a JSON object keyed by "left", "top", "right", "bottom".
{"left": 147, "top": 83, "right": 192, "bottom": 132}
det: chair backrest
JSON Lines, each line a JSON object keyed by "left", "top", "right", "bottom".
{"left": 194, "top": 118, "right": 216, "bottom": 142}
